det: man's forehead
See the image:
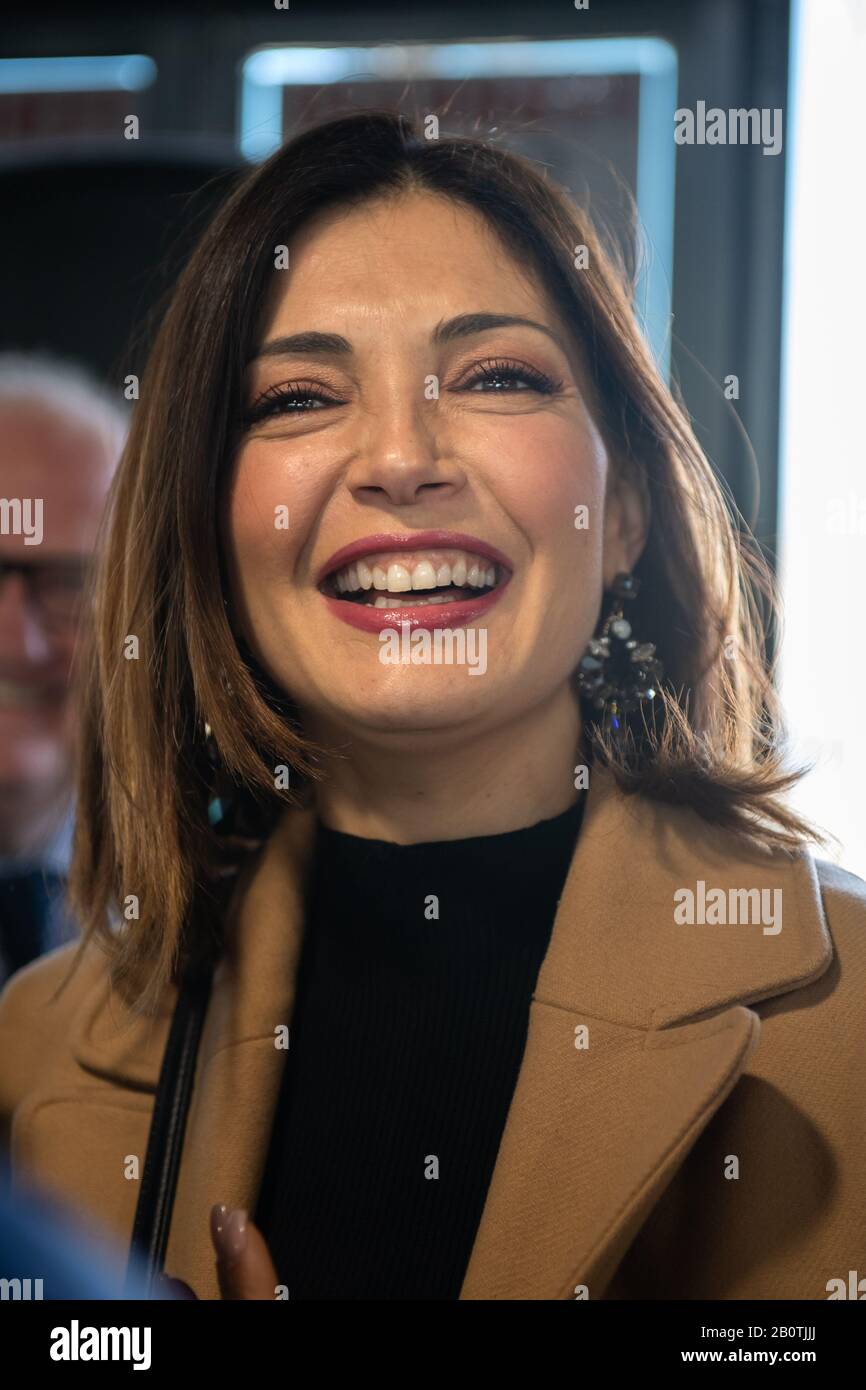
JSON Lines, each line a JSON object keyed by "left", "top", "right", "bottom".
{"left": 0, "top": 401, "right": 114, "bottom": 553}
{"left": 0, "top": 396, "right": 105, "bottom": 440}
{"left": 0, "top": 401, "right": 115, "bottom": 476}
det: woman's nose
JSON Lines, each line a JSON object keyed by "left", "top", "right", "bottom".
{"left": 345, "top": 398, "right": 466, "bottom": 506}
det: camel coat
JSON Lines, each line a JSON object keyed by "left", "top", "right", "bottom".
{"left": 1, "top": 767, "right": 865, "bottom": 1300}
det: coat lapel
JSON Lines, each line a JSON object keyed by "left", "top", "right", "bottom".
{"left": 68, "top": 800, "right": 318, "bottom": 1300}
{"left": 70, "top": 768, "right": 833, "bottom": 1300}
{"left": 459, "top": 772, "right": 832, "bottom": 1298}
{"left": 164, "top": 805, "right": 318, "bottom": 1299}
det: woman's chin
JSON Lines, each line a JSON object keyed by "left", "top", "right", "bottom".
{"left": 311, "top": 675, "right": 499, "bottom": 737}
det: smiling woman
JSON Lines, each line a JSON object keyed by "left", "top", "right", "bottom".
{"left": 225, "top": 191, "right": 622, "bottom": 767}
{"left": 1, "top": 110, "right": 865, "bottom": 1304}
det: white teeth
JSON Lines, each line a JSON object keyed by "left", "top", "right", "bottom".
{"left": 387, "top": 563, "right": 412, "bottom": 592}
{"left": 408, "top": 592, "right": 461, "bottom": 606}
{"left": 411, "top": 560, "right": 437, "bottom": 590}
{"left": 372, "top": 592, "right": 461, "bottom": 608}
{"left": 328, "top": 548, "right": 502, "bottom": 598}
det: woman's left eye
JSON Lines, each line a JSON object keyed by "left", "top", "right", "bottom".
{"left": 461, "top": 360, "right": 560, "bottom": 394}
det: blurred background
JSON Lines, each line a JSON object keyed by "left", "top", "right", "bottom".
{"left": 0, "top": 0, "right": 862, "bottom": 979}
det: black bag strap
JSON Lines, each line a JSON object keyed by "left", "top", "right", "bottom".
{"left": 124, "top": 954, "right": 215, "bottom": 1297}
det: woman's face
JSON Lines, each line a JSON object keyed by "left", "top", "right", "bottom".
{"left": 224, "top": 191, "right": 642, "bottom": 745}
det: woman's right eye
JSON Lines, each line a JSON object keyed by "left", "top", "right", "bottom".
{"left": 243, "top": 383, "right": 342, "bottom": 426}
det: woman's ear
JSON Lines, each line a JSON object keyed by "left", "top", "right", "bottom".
{"left": 601, "top": 461, "right": 650, "bottom": 588}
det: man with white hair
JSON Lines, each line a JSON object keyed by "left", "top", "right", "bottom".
{"left": 0, "top": 354, "right": 127, "bottom": 983}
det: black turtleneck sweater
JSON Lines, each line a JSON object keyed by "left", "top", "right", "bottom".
{"left": 254, "top": 795, "right": 585, "bottom": 1300}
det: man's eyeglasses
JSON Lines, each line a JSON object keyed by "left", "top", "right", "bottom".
{"left": 0, "top": 557, "right": 90, "bottom": 630}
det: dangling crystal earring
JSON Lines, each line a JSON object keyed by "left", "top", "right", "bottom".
{"left": 203, "top": 720, "right": 236, "bottom": 829}
{"left": 576, "top": 571, "right": 664, "bottom": 734}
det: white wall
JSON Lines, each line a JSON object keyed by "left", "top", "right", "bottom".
{"left": 778, "top": 0, "right": 866, "bottom": 877}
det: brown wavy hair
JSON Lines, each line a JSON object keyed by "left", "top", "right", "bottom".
{"left": 65, "top": 109, "right": 819, "bottom": 1014}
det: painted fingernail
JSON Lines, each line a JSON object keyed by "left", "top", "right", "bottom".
{"left": 211, "top": 1203, "right": 248, "bottom": 1264}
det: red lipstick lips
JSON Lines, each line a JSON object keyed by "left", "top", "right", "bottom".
{"left": 317, "top": 530, "right": 513, "bottom": 633}
{"left": 317, "top": 531, "right": 511, "bottom": 587}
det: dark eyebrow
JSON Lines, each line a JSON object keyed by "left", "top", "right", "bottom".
{"left": 247, "top": 331, "right": 353, "bottom": 365}
{"left": 248, "top": 313, "right": 569, "bottom": 366}
{"left": 431, "top": 312, "right": 569, "bottom": 356}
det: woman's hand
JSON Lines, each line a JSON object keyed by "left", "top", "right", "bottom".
{"left": 209, "top": 1203, "right": 279, "bottom": 1299}
{"left": 159, "top": 1202, "right": 279, "bottom": 1299}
